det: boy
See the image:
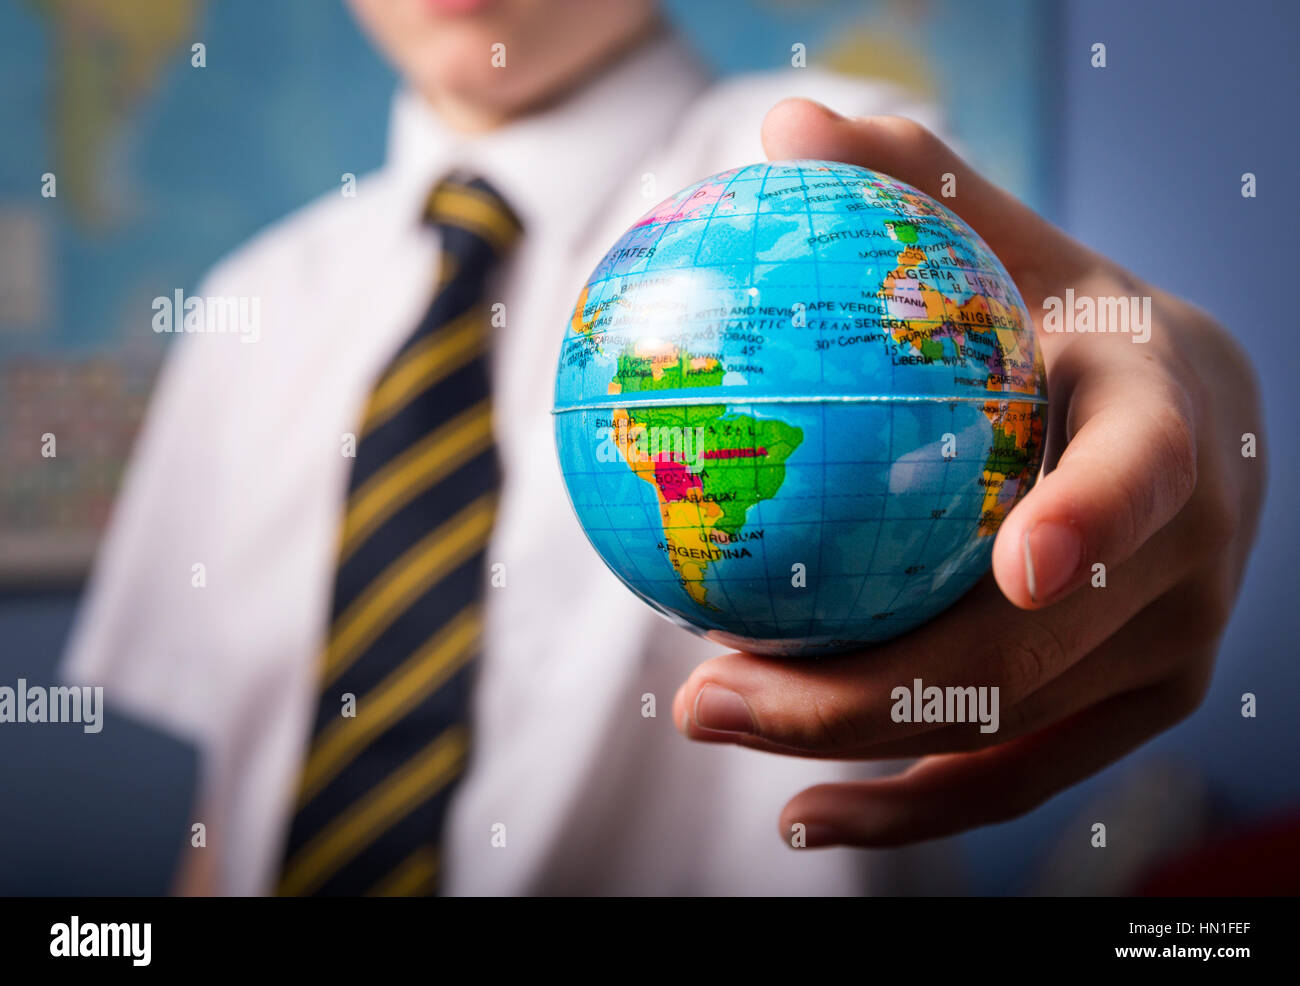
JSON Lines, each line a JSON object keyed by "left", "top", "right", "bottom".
{"left": 65, "top": 0, "right": 1263, "bottom": 895}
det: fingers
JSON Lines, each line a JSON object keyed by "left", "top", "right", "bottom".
{"left": 672, "top": 516, "right": 1197, "bottom": 758}
{"left": 758, "top": 99, "right": 1197, "bottom": 609}
{"left": 759, "top": 98, "right": 1093, "bottom": 291}
{"left": 992, "top": 361, "right": 1199, "bottom": 609}
{"left": 756, "top": 100, "right": 1198, "bottom": 612}
{"left": 778, "top": 662, "right": 1211, "bottom": 848}
{"left": 818, "top": 581, "right": 1218, "bottom": 761}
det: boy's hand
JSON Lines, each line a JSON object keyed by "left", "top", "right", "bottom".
{"left": 671, "top": 99, "right": 1266, "bottom": 848}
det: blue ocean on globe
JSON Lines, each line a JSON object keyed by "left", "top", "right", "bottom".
{"left": 553, "top": 160, "right": 1047, "bottom": 657}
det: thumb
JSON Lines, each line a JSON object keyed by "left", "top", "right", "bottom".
{"left": 760, "top": 98, "right": 1091, "bottom": 297}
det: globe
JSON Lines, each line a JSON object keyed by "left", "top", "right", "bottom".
{"left": 553, "top": 160, "right": 1047, "bottom": 657}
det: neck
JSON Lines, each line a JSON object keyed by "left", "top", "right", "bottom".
{"left": 424, "top": 91, "right": 509, "bottom": 135}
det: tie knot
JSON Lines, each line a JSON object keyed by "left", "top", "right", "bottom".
{"left": 424, "top": 175, "right": 523, "bottom": 263}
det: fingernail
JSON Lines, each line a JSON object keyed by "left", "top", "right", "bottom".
{"left": 1023, "top": 522, "right": 1082, "bottom": 604}
{"left": 692, "top": 684, "right": 755, "bottom": 734}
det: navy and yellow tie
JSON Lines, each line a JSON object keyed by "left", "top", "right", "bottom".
{"left": 277, "top": 175, "right": 521, "bottom": 896}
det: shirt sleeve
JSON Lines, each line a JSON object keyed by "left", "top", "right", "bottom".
{"left": 59, "top": 270, "right": 236, "bottom": 748}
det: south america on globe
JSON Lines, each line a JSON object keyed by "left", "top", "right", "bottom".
{"left": 553, "top": 160, "right": 1047, "bottom": 657}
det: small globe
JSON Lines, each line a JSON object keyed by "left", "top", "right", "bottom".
{"left": 553, "top": 160, "right": 1047, "bottom": 657}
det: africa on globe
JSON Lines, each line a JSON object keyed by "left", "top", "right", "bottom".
{"left": 553, "top": 160, "right": 1047, "bottom": 657}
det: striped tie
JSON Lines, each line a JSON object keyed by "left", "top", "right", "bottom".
{"left": 277, "top": 175, "right": 521, "bottom": 896}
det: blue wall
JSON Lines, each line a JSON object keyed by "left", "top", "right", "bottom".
{"left": 956, "top": 0, "right": 1300, "bottom": 893}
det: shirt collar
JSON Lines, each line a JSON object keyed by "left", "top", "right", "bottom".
{"left": 383, "top": 27, "right": 712, "bottom": 249}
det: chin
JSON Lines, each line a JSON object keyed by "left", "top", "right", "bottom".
{"left": 411, "top": 44, "right": 520, "bottom": 107}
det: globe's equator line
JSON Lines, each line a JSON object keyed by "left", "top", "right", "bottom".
{"left": 553, "top": 393, "right": 1049, "bottom": 412}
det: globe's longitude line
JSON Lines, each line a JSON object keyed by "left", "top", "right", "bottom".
{"left": 688, "top": 402, "right": 747, "bottom": 629}
{"left": 862, "top": 244, "right": 973, "bottom": 625}
{"left": 824, "top": 164, "right": 992, "bottom": 638}
{"left": 799, "top": 395, "right": 829, "bottom": 645}
{"left": 874, "top": 402, "right": 960, "bottom": 630}
{"left": 597, "top": 193, "right": 683, "bottom": 608}
{"left": 741, "top": 166, "right": 785, "bottom": 636}
{"left": 585, "top": 419, "right": 665, "bottom": 604}
{"left": 598, "top": 172, "right": 745, "bottom": 621}
{"left": 828, "top": 162, "right": 1015, "bottom": 634}
{"left": 834, "top": 417, "right": 889, "bottom": 636}
{"left": 668, "top": 165, "right": 763, "bottom": 633}
{"left": 804, "top": 164, "right": 883, "bottom": 643}
{"left": 784, "top": 164, "right": 835, "bottom": 645}
{"left": 806, "top": 163, "right": 878, "bottom": 639}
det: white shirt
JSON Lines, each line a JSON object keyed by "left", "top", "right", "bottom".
{"left": 62, "top": 32, "right": 959, "bottom": 895}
